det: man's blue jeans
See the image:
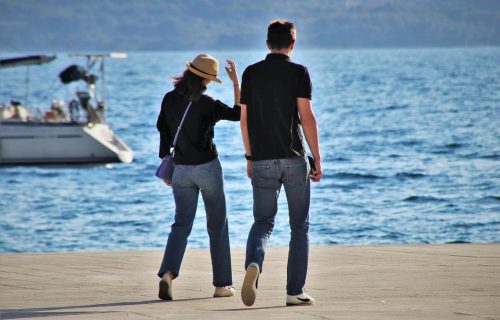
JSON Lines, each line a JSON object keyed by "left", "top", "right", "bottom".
{"left": 158, "top": 158, "right": 232, "bottom": 287}
{"left": 245, "top": 156, "right": 310, "bottom": 295}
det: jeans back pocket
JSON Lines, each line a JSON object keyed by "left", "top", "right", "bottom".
{"left": 251, "top": 164, "right": 272, "bottom": 188}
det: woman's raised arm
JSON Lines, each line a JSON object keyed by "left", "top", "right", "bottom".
{"left": 225, "top": 59, "right": 240, "bottom": 106}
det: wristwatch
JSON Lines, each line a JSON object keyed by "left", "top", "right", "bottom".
{"left": 244, "top": 154, "right": 252, "bottom": 160}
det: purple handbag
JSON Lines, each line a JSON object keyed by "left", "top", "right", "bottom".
{"left": 156, "top": 101, "right": 192, "bottom": 182}
{"left": 156, "top": 156, "right": 175, "bottom": 181}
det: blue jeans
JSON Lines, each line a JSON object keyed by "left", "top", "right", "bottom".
{"left": 158, "top": 158, "right": 232, "bottom": 287}
{"left": 245, "top": 156, "right": 310, "bottom": 295}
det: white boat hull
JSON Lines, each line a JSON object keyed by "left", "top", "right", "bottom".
{"left": 0, "top": 122, "right": 133, "bottom": 165}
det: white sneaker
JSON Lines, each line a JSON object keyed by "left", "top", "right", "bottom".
{"left": 241, "top": 262, "right": 260, "bottom": 306}
{"left": 213, "top": 286, "right": 235, "bottom": 297}
{"left": 158, "top": 273, "right": 173, "bottom": 300}
{"left": 286, "top": 292, "right": 315, "bottom": 306}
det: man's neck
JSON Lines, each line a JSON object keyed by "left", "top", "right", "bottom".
{"left": 270, "top": 48, "right": 292, "bottom": 57}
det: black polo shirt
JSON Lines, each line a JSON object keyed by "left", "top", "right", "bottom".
{"left": 240, "top": 53, "right": 312, "bottom": 161}
{"left": 156, "top": 89, "right": 240, "bottom": 165}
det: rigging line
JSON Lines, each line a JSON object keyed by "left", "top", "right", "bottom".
{"left": 29, "top": 82, "right": 64, "bottom": 118}
{"left": 37, "top": 83, "right": 65, "bottom": 105}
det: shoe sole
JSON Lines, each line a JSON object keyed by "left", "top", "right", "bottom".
{"left": 241, "top": 266, "right": 258, "bottom": 306}
{"left": 158, "top": 278, "right": 172, "bottom": 300}
{"left": 286, "top": 297, "right": 314, "bottom": 306}
{"left": 286, "top": 301, "right": 314, "bottom": 306}
{"left": 213, "top": 291, "right": 234, "bottom": 298}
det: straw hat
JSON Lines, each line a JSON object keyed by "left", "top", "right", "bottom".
{"left": 186, "top": 53, "right": 222, "bottom": 83}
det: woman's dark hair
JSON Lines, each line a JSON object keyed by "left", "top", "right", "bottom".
{"left": 173, "top": 69, "right": 207, "bottom": 102}
{"left": 267, "top": 20, "right": 296, "bottom": 50}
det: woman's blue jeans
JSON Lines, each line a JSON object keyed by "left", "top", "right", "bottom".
{"left": 245, "top": 156, "right": 310, "bottom": 295}
{"left": 158, "top": 158, "right": 232, "bottom": 287}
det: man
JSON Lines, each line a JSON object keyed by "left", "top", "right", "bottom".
{"left": 239, "top": 20, "right": 323, "bottom": 307}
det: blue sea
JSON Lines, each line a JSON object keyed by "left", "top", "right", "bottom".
{"left": 1, "top": 48, "right": 499, "bottom": 253}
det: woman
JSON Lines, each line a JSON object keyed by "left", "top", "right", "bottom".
{"left": 156, "top": 54, "right": 240, "bottom": 300}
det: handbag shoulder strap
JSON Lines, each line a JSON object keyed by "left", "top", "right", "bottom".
{"left": 171, "top": 101, "right": 193, "bottom": 155}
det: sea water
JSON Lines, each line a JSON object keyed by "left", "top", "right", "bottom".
{"left": 0, "top": 48, "right": 499, "bottom": 253}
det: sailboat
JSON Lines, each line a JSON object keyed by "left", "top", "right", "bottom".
{"left": 0, "top": 54, "right": 134, "bottom": 165}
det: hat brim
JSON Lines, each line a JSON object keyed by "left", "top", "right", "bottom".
{"left": 186, "top": 62, "right": 222, "bottom": 83}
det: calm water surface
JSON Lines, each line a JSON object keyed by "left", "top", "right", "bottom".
{"left": 1, "top": 48, "right": 499, "bottom": 252}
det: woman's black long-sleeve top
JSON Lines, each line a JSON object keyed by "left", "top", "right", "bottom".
{"left": 156, "top": 89, "right": 241, "bottom": 165}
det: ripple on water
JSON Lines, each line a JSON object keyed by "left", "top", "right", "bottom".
{"left": 403, "top": 196, "right": 447, "bottom": 203}
{"left": 394, "top": 172, "right": 427, "bottom": 179}
{"left": 481, "top": 195, "right": 500, "bottom": 202}
{"left": 445, "top": 143, "right": 464, "bottom": 149}
{"left": 385, "top": 103, "right": 410, "bottom": 110}
{"left": 332, "top": 172, "right": 383, "bottom": 180}
{"left": 481, "top": 154, "right": 500, "bottom": 160}
{"left": 451, "top": 221, "right": 500, "bottom": 229}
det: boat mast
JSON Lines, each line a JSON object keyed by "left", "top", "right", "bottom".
{"left": 25, "top": 66, "right": 30, "bottom": 107}
{"left": 101, "top": 58, "right": 105, "bottom": 103}
{"left": 73, "top": 53, "right": 126, "bottom": 108}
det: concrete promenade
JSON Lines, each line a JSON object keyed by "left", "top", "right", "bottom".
{"left": 1, "top": 244, "right": 499, "bottom": 319}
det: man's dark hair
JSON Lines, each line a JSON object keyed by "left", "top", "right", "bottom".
{"left": 267, "top": 20, "right": 296, "bottom": 50}
{"left": 173, "top": 69, "right": 207, "bottom": 102}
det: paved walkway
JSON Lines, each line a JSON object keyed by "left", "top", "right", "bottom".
{"left": 1, "top": 244, "right": 499, "bottom": 319}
